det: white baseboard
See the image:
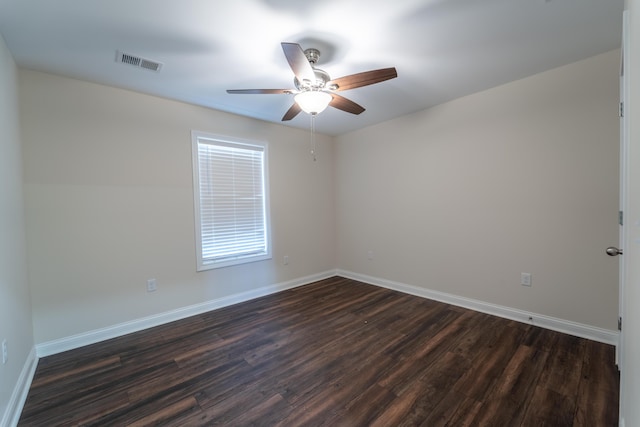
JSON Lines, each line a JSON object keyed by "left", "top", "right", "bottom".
{"left": 1, "top": 347, "right": 38, "bottom": 427}
{"left": 34, "top": 267, "right": 618, "bottom": 358}
{"left": 336, "top": 269, "right": 619, "bottom": 346}
{"left": 36, "top": 270, "right": 337, "bottom": 357}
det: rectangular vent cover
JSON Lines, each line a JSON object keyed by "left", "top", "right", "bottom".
{"left": 116, "top": 51, "right": 163, "bottom": 72}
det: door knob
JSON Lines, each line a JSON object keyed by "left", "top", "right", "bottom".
{"left": 606, "top": 246, "right": 623, "bottom": 256}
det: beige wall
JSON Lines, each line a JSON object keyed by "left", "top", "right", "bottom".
{"left": 0, "top": 34, "right": 33, "bottom": 421}
{"left": 20, "top": 70, "right": 336, "bottom": 344}
{"left": 336, "top": 49, "right": 620, "bottom": 330}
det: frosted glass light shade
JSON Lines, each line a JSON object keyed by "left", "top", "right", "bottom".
{"left": 294, "top": 91, "right": 332, "bottom": 115}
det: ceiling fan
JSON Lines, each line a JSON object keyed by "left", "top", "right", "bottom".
{"left": 226, "top": 42, "right": 398, "bottom": 121}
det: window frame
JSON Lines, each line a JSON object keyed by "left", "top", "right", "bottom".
{"left": 191, "top": 130, "right": 271, "bottom": 271}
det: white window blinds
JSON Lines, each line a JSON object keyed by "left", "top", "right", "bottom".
{"left": 192, "top": 132, "right": 270, "bottom": 270}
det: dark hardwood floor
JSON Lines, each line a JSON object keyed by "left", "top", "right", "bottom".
{"left": 19, "top": 277, "right": 619, "bottom": 426}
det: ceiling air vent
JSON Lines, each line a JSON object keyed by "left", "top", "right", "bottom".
{"left": 116, "top": 51, "right": 163, "bottom": 72}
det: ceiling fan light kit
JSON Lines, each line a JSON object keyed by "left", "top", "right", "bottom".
{"left": 226, "top": 42, "right": 398, "bottom": 121}
{"left": 294, "top": 90, "right": 332, "bottom": 115}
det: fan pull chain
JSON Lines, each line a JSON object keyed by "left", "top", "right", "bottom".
{"left": 310, "top": 114, "right": 317, "bottom": 162}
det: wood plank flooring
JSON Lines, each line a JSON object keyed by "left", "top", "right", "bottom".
{"left": 18, "top": 276, "right": 619, "bottom": 426}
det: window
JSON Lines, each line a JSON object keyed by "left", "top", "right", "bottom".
{"left": 191, "top": 131, "right": 271, "bottom": 270}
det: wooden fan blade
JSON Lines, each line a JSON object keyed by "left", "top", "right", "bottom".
{"left": 282, "top": 103, "right": 302, "bottom": 121}
{"left": 329, "top": 94, "right": 365, "bottom": 115}
{"left": 281, "top": 42, "right": 315, "bottom": 84}
{"left": 327, "top": 67, "right": 397, "bottom": 91}
{"left": 226, "top": 89, "right": 293, "bottom": 94}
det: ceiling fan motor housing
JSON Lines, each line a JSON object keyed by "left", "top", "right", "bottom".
{"left": 294, "top": 68, "right": 330, "bottom": 91}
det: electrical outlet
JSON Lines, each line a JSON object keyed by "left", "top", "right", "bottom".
{"left": 283, "top": 255, "right": 289, "bottom": 265}
{"left": 147, "top": 279, "right": 157, "bottom": 292}
{"left": 367, "top": 250, "right": 374, "bottom": 260}
{"left": 2, "top": 339, "right": 7, "bottom": 364}
{"left": 521, "top": 273, "right": 532, "bottom": 287}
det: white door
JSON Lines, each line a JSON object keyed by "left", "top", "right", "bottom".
{"left": 617, "top": 9, "right": 629, "bottom": 422}
{"left": 617, "top": 11, "right": 628, "bottom": 371}
{"left": 620, "top": 4, "right": 640, "bottom": 425}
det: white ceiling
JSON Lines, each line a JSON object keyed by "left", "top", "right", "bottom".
{"left": 0, "top": 0, "right": 624, "bottom": 136}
